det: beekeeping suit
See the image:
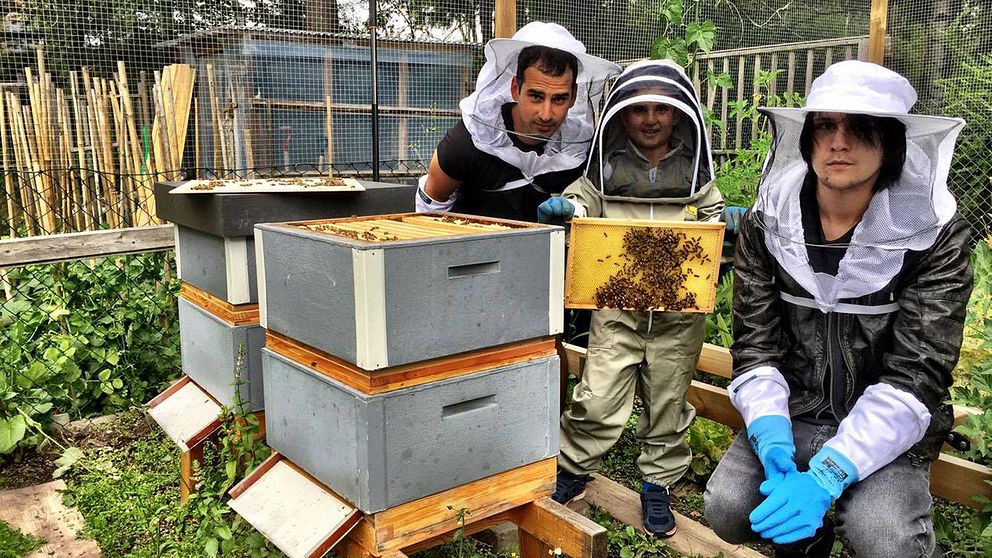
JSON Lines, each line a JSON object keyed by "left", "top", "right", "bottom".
{"left": 558, "top": 59, "right": 723, "bottom": 488}
{"left": 704, "top": 60, "right": 973, "bottom": 557}
{"left": 415, "top": 22, "right": 620, "bottom": 220}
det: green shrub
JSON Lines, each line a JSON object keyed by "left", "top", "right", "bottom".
{"left": 0, "top": 252, "right": 180, "bottom": 454}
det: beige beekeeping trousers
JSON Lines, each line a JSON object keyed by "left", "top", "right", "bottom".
{"left": 558, "top": 308, "right": 705, "bottom": 487}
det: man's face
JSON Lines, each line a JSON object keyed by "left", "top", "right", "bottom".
{"left": 620, "top": 102, "right": 679, "bottom": 153}
{"left": 810, "top": 112, "right": 884, "bottom": 193}
{"left": 510, "top": 64, "right": 576, "bottom": 143}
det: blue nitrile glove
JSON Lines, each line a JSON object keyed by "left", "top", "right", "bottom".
{"left": 750, "top": 446, "right": 859, "bottom": 544}
{"left": 747, "top": 415, "right": 797, "bottom": 487}
{"left": 723, "top": 206, "right": 747, "bottom": 233}
{"left": 537, "top": 196, "right": 575, "bottom": 224}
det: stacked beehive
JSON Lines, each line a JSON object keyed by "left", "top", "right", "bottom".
{"left": 146, "top": 180, "right": 414, "bottom": 499}
{"left": 237, "top": 213, "right": 565, "bottom": 546}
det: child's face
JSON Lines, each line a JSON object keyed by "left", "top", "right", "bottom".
{"left": 620, "top": 103, "right": 680, "bottom": 153}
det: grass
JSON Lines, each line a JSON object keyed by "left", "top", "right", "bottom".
{"left": 0, "top": 519, "right": 46, "bottom": 558}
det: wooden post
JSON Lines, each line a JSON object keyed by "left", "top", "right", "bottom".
{"left": 494, "top": 0, "right": 517, "bottom": 39}
{"left": 180, "top": 444, "right": 204, "bottom": 503}
{"left": 868, "top": 0, "right": 889, "bottom": 64}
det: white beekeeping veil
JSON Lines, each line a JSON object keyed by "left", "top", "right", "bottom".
{"left": 460, "top": 22, "right": 620, "bottom": 183}
{"left": 584, "top": 59, "right": 715, "bottom": 204}
{"left": 754, "top": 60, "right": 966, "bottom": 312}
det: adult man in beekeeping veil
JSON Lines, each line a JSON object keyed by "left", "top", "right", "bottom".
{"left": 415, "top": 22, "right": 620, "bottom": 221}
{"left": 704, "top": 60, "right": 973, "bottom": 557}
{"left": 537, "top": 59, "right": 724, "bottom": 537}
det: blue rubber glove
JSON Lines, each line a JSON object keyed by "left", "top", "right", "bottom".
{"left": 537, "top": 196, "right": 575, "bottom": 224}
{"left": 723, "top": 206, "right": 747, "bottom": 233}
{"left": 746, "top": 415, "right": 797, "bottom": 487}
{"left": 750, "top": 446, "right": 859, "bottom": 544}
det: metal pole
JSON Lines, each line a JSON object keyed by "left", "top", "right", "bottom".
{"left": 369, "top": 0, "right": 381, "bottom": 181}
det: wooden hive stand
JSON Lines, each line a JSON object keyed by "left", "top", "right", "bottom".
{"left": 335, "top": 458, "right": 606, "bottom": 558}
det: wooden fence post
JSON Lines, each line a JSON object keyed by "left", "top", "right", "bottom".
{"left": 868, "top": 0, "right": 889, "bottom": 64}
{"left": 494, "top": 0, "right": 517, "bottom": 39}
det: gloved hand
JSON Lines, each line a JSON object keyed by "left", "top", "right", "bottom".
{"left": 750, "top": 446, "right": 859, "bottom": 544}
{"left": 746, "top": 415, "right": 797, "bottom": 487}
{"left": 537, "top": 196, "right": 575, "bottom": 224}
{"left": 723, "top": 206, "right": 747, "bottom": 233}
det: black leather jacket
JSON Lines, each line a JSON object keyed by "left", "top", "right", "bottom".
{"left": 731, "top": 211, "right": 974, "bottom": 461}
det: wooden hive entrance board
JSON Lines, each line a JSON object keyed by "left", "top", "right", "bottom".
{"left": 230, "top": 455, "right": 605, "bottom": 558}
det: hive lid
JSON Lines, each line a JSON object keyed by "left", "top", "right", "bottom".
{"left": 565, "top": 217, "right": 725, "bottom": 313}
{"left": 170, "top": 177, "right": 365, "bottom": 194}
{"left": 281, "top": 212, "right": 543, "bottom": 243}
{"left": 229, "top": 453, "right": 362, "bottom": 558}
{"left": 147, "top": 376, "right": 223, "bottom": 452}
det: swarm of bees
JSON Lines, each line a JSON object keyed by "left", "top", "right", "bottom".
{"left": 593, "top": 228, "right": 706, "bottom": 311}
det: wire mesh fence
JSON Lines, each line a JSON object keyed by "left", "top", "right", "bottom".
{"left": 2, "top": 1, "right": 992, "bottom": 454}
{"left": 887, "top": 0, "right": 992, "bottom": 240}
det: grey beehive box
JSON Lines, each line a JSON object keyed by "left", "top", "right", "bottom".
{"left": 179, "top": 297, "right": 266, "bottom": 411}
{"left": 261, "top": 348, "right": 560, "bottom": 512}
{"left": 254, "top": 214, "right": 565, "bottom": 370}
{"left": 157, "top": 180, "right": 415, "bottom": 305}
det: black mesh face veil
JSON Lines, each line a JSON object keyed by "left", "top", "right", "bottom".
{"left": 584, "top": 59, "right": 715, "bottom": 204}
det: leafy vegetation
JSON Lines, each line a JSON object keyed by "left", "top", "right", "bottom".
{"left": 0, "top": 252, "right": 180, "bottom": 454}
{"left": 0, "top": 519, "right": 46, "bottom": 558}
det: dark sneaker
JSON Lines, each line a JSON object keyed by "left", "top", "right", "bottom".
{"left": 552, "top": 469, "right": 589, "bottom": 504}
{"left": 641, "top": 482, "right": 677, "bottom": 537}
{"left": 773, "top": 518, "right": 835, "bottom": 558}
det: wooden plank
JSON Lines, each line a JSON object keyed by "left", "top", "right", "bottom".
{"left": 583, "top": 473, "right": 766, "bottom": 558}
{"left": 786, "top": 51, "right": 796, "bottom": 96}
{"left": 751, "top": 55, "right": 761, "bottom": 142}
{"left": 351, "top": 458, "right": 556, "bottom": 553}
{"left": 735, "top": 56, "right": 745, "bottom": 148}
{"left": 564, "top": 342, "right": 732, "bottom": 380}
{"left": 494, "top": 0, "right": 517, "bottom": 38}
{"left": 687, "top": 381, "right": 744, "bottom": 429}
{"left": 695, "top": 35, "right": 868, "bottom": 60}
{"left": 266, "top": 330, "right": 555, "bottom": 395}
{"left": 720, "top": 58, "right": 729, "bottom": 150}
{"left": 512, "top": 498, "right": 607, "bottom": 558}
{"left": 805, "top": 49, "right": 815, "bottom": 96}
{"left": 696, "top": 344, "right": 732, "bottom": 378}
{"left": 0, "top": 224, "right": 175, "bottom": 267}
{"left": 180, "top": 444, "right": 205, "bottom": 503}
{"left": 867, "top": 0, "right": 890, "bottom": 64}
{"left": 932, "top": 453, "right": 992, "bottom": 509}
{"left": 0, "top": 480, "right": 102, "bottom": 558}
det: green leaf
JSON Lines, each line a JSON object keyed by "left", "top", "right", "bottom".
{"left": 714, "top": 71, "right": 734, "bottom": 89}
{"left": 686, "top": 21, "right": 717, "bottom": 53}
{"left": 48, "top": 307, "right": 70, "bottom": 320}
{"left": 0, "top": 415, "right": 28, "bottom": 453}
{"left": 205, "top": 537, "right": 219, "bottom": 557}
{"left": 649, "top": 37, "right": 689, "bottom": 67}
{"left": 98, "top": 369, "right": 111, "bottom": 382}
{"left": 53, "top": 447, "right": 84, "bottom": 478}
{"left": 214, "top": 525, "right": 233, "bottom": 540}
{"left": 660, "top": 0, "right": 683, "bottom": 24}
{"left": 111, "top": 378, "right": 124, "bottom": 390}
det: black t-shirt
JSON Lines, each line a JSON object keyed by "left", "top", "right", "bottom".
{"left": 800, "top": 177, "right": 855, "bottom": 275}
{"left": 436, "top": 103, "right": 584, "bottom": 221}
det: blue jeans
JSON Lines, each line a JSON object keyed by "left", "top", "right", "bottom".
{"left": 704, "top": 419, "right": 938, "bottom": 557}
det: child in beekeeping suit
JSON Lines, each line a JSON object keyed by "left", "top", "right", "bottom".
{"left": 537, "top": 59, "right": 724, "bottom": 537}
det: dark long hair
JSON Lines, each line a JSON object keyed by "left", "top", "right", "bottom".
{"left": 799, "top": 113, "right": 907, "bottom": 191}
